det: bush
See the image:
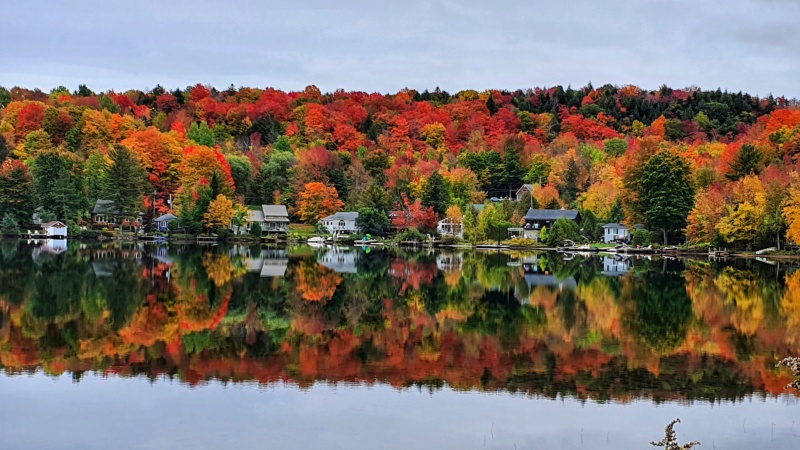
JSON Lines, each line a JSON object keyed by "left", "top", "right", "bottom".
{"left": 395, "top": 227, "right": 427, "bottom": 243}
{"left": 631, "top": 229, "right": 652, "bottom": 247}
{"left": 67, "top": 221, "right": 81, "bottom": 238}
{"left": 1, "top": 213, "right": 19, "bottom": 236}
{"left": 249, "top": 221, "right": 262, "bottom": 237}
{"left": 167, "top": 219, "right": 181, "bottom": 235}
{"left": 545, "top": 218, "right": 583, "bottom": 246}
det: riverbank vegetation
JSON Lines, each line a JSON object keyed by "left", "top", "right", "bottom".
{"left": 1, "top": 84, "right": 799, "bottom": 248}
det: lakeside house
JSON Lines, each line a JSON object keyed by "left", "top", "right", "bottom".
{"left": 517, "top": 208, "right": 582, "bottom": 240}
{"left": 320, "top": 211, "right": 359, "bottom": 234}
{"left": 437, "top": 217, "right": 463, "bottom": 239}
{"left": 154, "top": 213, "right": 179, "bottom": 232}
{"left": 516, "top": 184, "right": 535, "bottom": 201}
{"left": 41, "top": 221, "right": 68, "bottom": 237}
{"left": 92, "top": 199, "right": 143, "bottom": 229}
{"left": 261, "top": 205, "right": 290, "bottom": 233}
{"left": 603, "top": 223, "right": 630, "bottom": 243}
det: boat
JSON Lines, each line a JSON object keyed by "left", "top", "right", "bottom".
{"left": 557, "top": 240, "right": 596, "bottom": 252}
{"left": 307, "top": 236, "right": 326, "bottom": 244}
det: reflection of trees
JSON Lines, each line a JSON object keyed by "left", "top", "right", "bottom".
{"left": 4, "top": 245, "right": 800, "bottom": 401}
{"left": 625, "top": 273, "right": 693, "bottom": 353}
{"left": 293, "top": 260, "right": 343, "bottom": 303}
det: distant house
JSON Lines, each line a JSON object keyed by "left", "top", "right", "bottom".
{"left": 321, "top": 211, "right": 359, "bottom": 234}
{"left": 261, "top": 205, "right": 289, "bottom": 233}
{"left": 41, "top": 221, "right": 68, "bottom": 237}
{"left": 154, "top": 213, "right": 179, "bottom": 232}
{"left": 518, "top": 208, "right": 581, "bottom": 240}
{"left": 231, "top": 209, "right": 265, "bottom": 235}
{"left": 603, "top": 223, "right": 630, "bottom": 243}
{"left": 437, "top": 217, "right": 463, "bottom": 239}
{"left": 92, "top": 199, "right": 143, "bottom": 228}
{"left": 516, "top": 184, "right": 535, "bottom": 201}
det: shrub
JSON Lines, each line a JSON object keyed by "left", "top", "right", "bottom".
{"left": 395, "top": 227, "right": 427, "bottom": 243}
{"left": 545, "top": 218, "right": 583, "bottom": 246}
{"left": 249, "top": 221, "right": 262, "bottom": 237}
{"left": 2, "top": 213, "right": 19, "bottom": 235}
{"left": 631, "top": 229, "right": 652, "bottom": 247}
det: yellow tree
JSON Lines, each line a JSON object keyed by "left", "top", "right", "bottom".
{"left": 785, "top": 175, "right": 800, "bottom": 244}
{"left": 297, "top": 182, "right": 344, "bottom": 224}
{"left": 203, "top": 194, "right": 234, "bottom": 230}
{"left": 716, "top": 175, "right": 765, "bottom": 245}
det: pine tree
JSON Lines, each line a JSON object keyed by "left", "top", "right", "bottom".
{"left": 486, "top": 93, "right": 498, "bottom": 116}
{"left": 421, "top": 170, "right": 450, "bottom": 217}
{"left": 726, "top": 144, "right": 762, "bottom": 181}
{"left": 103, "top": 145, "right": 147, "bottom": 218}
{"left": 639, "top": 150, "right": 695, "bottom": 245}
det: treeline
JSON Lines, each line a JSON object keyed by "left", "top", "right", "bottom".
{"left": 0, "top": 83, "right": 799, "bottom": 246}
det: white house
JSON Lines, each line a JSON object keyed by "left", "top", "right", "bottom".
{"left": 321, "top": 212, "right": 359, "bottom": 234}
{"left": 41, "top": 221, "right": 68, "bottom": 237}
{"left": 603, "top": 223, "right": 630, "bottom": 243}
{"left": 437, "top": 217, "right": 463, "bottom": 239}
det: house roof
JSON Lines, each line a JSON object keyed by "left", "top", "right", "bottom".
{"left": 92, "top": 199, "right": 115, "bottom": 214}
{"left": 154, "top": 213, "right": 178, "bottom": 222}
{"left": 517, "top": 184, "right": 534, "bottom": 193}
{"left": 41, "top": 221, "right": 67, "bottom": 228}
{"left": 524, "top": 208, "right": 580, "bottom": 221}
{"left": 247, "top": 210, "right": 265, "bottom": 222}
{"left": 92, "top": 199, "right": 143, "bottom": 216}
{"left": 602, "top": 223, "right": 627, "bottom": 229}
{"left": 261, "top": 205, "right": 289, "bottom": 222}
{"left": 322, "top": 211, "right": 359, "bottom": 221}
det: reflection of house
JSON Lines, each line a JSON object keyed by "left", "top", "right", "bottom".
{"left": 41, "top": 221, "right": 68, "bottom": 237}
{"left": 602, "top": 255, "right": 631, "bottom": 276}
{"left": 261, "top": 205, "right": 290, "bottom": 233}
{"left": 520, "top": 208, "right": 581, "bottom": 240}
{"left": 154, "top": 214, "right": 179, "bottom": 232}
{"left": 318, "top": 246, "right": 359, "bottom": 273}
{"left": 42, "top": 239, "right": 68, "bottom": 255}
{"left": 603, "top": 223, "right": 630, "bottom": 243}
{"left": 92, "top": 199, "right": 143, "bottom": 228}
{"left": 436, "top": 252, "right": 463, "bottom": 271}
{"left": 437, "top": 218, "right": 463, "bottom": 239}
{"left": 321, "top": 212, "right": 359, "bottom": 234}
{"left": 516, "top": 184, "right": 535, "bottom": 201}
{"left": 231, "top": 246, "right": 287, "bottom": 277}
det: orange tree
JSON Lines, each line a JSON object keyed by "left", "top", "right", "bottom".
{"left": 297, "top": 182, "right": 344, "bottom": 224}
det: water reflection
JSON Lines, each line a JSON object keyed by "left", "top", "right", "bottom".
{"left": 0, "top": 241, "right": 798, "bottom": 402}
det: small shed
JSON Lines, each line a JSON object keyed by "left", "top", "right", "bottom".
{"left": 41, "top": 221, "right": 68, "bottom": 238}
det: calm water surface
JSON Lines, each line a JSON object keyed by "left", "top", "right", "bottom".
{"left": 0, "top": 242, "right": 798, "bottom": 449}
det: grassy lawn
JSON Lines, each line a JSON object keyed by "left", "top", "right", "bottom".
{"left": 289, "top": 223, "right": 316, "bottom": 239}
{"left": 591, "top": 242, "right": 617, "bottom": 248}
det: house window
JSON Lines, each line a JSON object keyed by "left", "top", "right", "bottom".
{"left": 339, "top": 220, "right": 345, "bottom": 228}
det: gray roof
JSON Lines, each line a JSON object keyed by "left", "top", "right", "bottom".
{"left": 518, "top": 184, "right": 534, "bottom": 192}
{"left": 247, "top": 210, "right": 265, "bottom": 222}
{"left": 262, "top": 205, "right": 289, "bottom": 222}
{"left": 602, "top": 223, "right": 627, "bottom": 228}
{"left": 322, "top": 211, "right": 359, "bottom": 221}
{"left": 92, "top": 199, "right": 143, "bottom": 216}
{"left": 524, "top": 208, "right": 580, "bottom": 221}
{"left": 155, "top": 213, "right": 178, "bottom": 222}
{"left": 92, "top": 199, "right": 115, "bottom": 214}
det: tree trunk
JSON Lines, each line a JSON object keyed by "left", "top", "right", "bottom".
{"left": 663, "top": 228, "right": 668, "bottom": 246}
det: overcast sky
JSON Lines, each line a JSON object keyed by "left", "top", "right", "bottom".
{"left": 1, "top": 0, "right": 798, "bottom": 97}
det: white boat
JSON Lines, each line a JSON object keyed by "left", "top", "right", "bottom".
{"left": 307, "top": 236, "right": 327, "bottom": 246}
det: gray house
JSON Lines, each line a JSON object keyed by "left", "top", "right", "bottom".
{"left": 261, "top": 205, "right": 290, "bottom": 233}
{"left": 320, "top": 211, "right": 359, "bottom": 234}
{"left": 518, "top": 208, "right": 581, "bottom": 240}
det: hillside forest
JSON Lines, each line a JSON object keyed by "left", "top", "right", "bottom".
{"left": 1, "top": 83, "right": 800, "bottom": 247}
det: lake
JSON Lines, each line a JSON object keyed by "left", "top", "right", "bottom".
{"left": 0, "top": 241, "right": 798, "bottom": 449}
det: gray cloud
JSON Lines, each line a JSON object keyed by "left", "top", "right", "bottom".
{"left": 0, "top": 0, "right": 797, "bottom": 97}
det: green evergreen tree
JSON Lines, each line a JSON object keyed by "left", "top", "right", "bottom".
{"left": 639, "top": 150, "right": 695, "bottom": 245}
{"left": 32, "top": 149, "right": 86, "bottom": 221}
{"left": 486, "top": 93, "right": 498, "bottom": 116}
{"left": 356, "top": 208, "right": 391, "bottom": 237}
{"left": 726, "top": 144, "right": 762, "bottom": 181}
{"left": 421, "top": 170, "right": 450, "bottom": 217}
{"left": 103, "top": 145, "right": 148, "bottom": 218}
{"left": 562, "top": 157, "right": 580, "bottom": 202}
